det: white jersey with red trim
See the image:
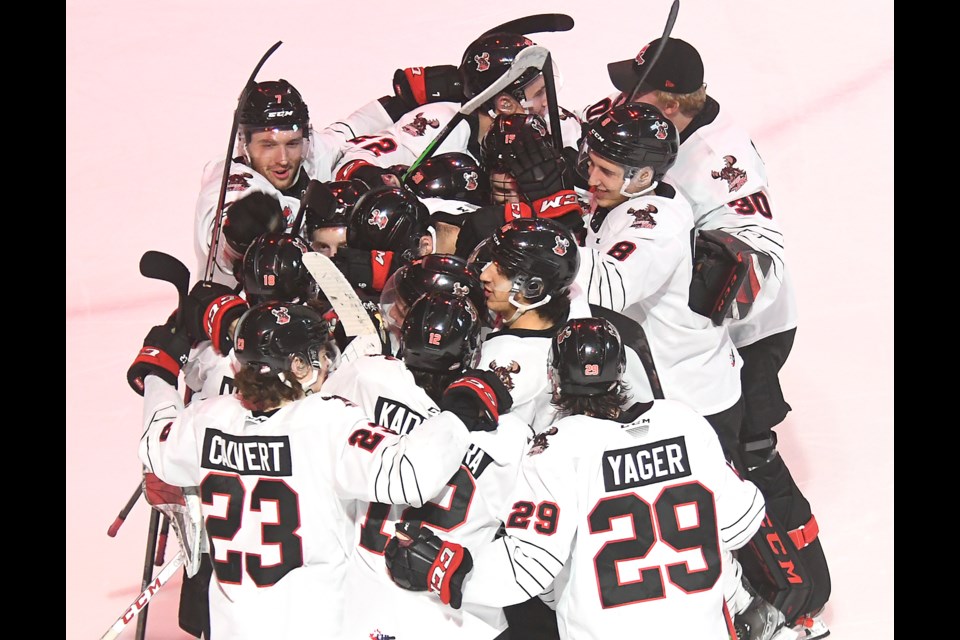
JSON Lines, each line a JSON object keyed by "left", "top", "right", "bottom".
{"left": 667, "top": 104, "right": 797, "bottom": 347}
{"left": 323, "top": 354, "right": 529, "bottom": 639}
{"left": 333, "top": 101, "right": 584, "bottom": 181}
{"left": 305, "top": 98, "right": 397, "bottom": 182}
{"left": 193, "top": 158, "right": 303, "bottom": 287}
{"left": 139, "top": 375, "right": 471, "bottom": 640}
{"left": 460, "top": 399, "right": 766, "bottom": 640}
{"left": 477, "top": 327, "right": 554, "bottom": 436}
{"left": 182, "top": 341, "right": 237, "bottom": 401}
{"left": 581, "top": 91, "right": 797, "bottom": 348}
{"left": 576, "top": 186, "right": 742, "bottom": 416}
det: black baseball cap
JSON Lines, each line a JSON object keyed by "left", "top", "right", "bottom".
{"left": 607, "top": 37, "right": 704, "bottom": 95}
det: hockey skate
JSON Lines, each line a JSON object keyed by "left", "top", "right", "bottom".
{"left": 792, "top": 607, "right": 830, "bottom": 639}
{"left": 734, "top": 593, "right": 798, "bottom": 640}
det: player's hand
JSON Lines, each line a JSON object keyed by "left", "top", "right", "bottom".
{"left": 440, "top": 369, "right": 513, "bottom": 431}
{"left": 126, "top": 316, "right": 192, "bottom": 395}
{"left": 384, "top": 521, "right": 473, "bottom": 609}
{"left": 503, "top": 135, "right": 570, "bottom": 203}
{"left": 392, "top": 65, "right": 463, "bottom": 108}
{"left": 181, "top": 280, "right": 248, "bottom": 354}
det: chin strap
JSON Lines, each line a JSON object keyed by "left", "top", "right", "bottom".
{"left": 504, "top": 291, "right": 552, "bottom": 324}
{"left": 621, "top": 179, "right": 658, "bottom": 201}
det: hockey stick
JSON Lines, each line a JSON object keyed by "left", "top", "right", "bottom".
{"left": 140, "top": 250, "right": 191, "bottom": 325}
{"left": 480, "top": 13, "right": 574, "bottom": 38}
{"left": 628, "top": 0, "right": 681, "bottom": 102}
{"left": 589, "top": 304, "right": 665, "bottom": 399}
{"left": 541, "top": 52, "right": 564, "bottom": 152}
{"left": 401, "top": 44, "right": 550, "bottom": 184}
{"left": 205, "top": 40, "right": 283, "bottom": 282}
{"left": 99, "top": 550, "right": 185, "bottom": 640}
{"left": 107, "top": 484, "right": 143, "bottom": 537}
{"left": 302, "top": 252, "right": 384, "bottom": 363}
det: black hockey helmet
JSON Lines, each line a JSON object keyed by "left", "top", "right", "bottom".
{"left": 468, "top": 217, "right": 579, "bottom": 303}
{"left": 400, "top": 291, "right": 482, "bottom": 374}
{"left": 380, "top": 254, "right": 487, "bottom": 333}
{"left": 406, "top": 153, "right": 490, "bottom": 206}
{"left": 347, "top": 186, "right": 432, "bottom": 262}
{"left": 302, "top": 179, "right": 370, "bottom": 235}
{"left": 548, "top": 318, "right": 626, "bottom": 397}
{"left": 577, "top": 102, "right": 679, "bottom": 182}
{"left": 459, "top": 32, "right": 541, "bottom": 104}
{"left": 480, "top": 113, "right": 551, "bottom": 172}
{"left": 233, "top": 301, "right": 331, "bottom": 376}
{"left": 238, "top": 79, "right": 310, "bottom": 141}
{"left": 241, "top": 232, "right": 316, "bottom": 305}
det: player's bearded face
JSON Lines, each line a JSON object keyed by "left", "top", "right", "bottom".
{"left": 246, "top": 129, "right": 306, "bottom": 191}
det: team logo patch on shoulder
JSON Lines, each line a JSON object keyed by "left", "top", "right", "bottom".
{"left": 627, "top": 204, "right": 658, "bottom": 229}
{"left": 528, "top": 426, "right": 559, "bottom": 456}
{"left": 489, "top": 360, "right": 520, "bottom": 390}
{"left": 711, "top": 155, "right": 748, "bottom": 192}
{"left": 226, "top": 172, "right": 254, "bottom": 192}
{"left": 402, "top": 112, "right": 440, "bottom": 137}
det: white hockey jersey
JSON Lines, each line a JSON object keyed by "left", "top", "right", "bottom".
{"left": 581, "top": 91, "right": 797, "bottom": 348}
{"left": 576, "top": 185, "right": 743, "bottom": 416}
{"left": 322, "top": 354, "right": 529, "bottom": 639}
{"left": 333, "top": 101, "right": 584, "bottom": 180}
{"left": 460, "top": 399, "right": 766, "bottom": 640}
{"left": 668, "top": 104, "right": 797, "bottom": 347}
{"left": 477, "top": 327, "right": 554, "bottom": 436}
{"left": 139, "top": 375, "right": 472, "bottom": 640}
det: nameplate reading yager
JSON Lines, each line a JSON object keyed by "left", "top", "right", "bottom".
{"left": 202, "top": 429, "right": 292, "bottom": 476}
{"left": 603, "top": 436, "right": 690, "bottom": 491}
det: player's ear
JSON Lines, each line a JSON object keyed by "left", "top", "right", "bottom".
{"left": 493, "top": 93, "right": 516, "bottom": 116}
{"left": 419, "top": 233, "right": 435, "bottom": 257}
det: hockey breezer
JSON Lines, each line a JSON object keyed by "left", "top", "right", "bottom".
{"left": 206, "top": 40, "right": 283, "bottom": 281}
{"left": 401, "top": 44, "right": 550, "bottom": 183}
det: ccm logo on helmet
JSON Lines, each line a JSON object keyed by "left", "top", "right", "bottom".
{"left": 267, "top": 110, "right": 294, "bottom": 119}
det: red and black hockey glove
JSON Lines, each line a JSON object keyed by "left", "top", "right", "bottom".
{"left": 503, "top": 135, "right": 580, "bottom": 216}
{"left": 385, "top": 521, "right": 473, "bottom": 610}
{"left": 181, "top": 280, "right": 249, "bottom": 355}
{"left": 126, "top": 317, "right": 192, "bottom": 395}
{"left": 332, "top": 246, "right": 397, "bottom": 295}
{"left": 392, "top": 65, "right": 464, "bottom": 109}
{"left": 440, "top": 369, "right": 513, "bottom": 432}
{"left": 337, "top": 161, "right": 403, "bottom": 189}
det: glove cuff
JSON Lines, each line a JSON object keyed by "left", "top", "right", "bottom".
{"left": 428, "top": 541, "right": 470, "bottom": 606}
{"left": 445, "top": 377, "right": 500, "bottom": 422}
{"left": 394, "top": 67, "right": 428, "bottom": 106}
{"left": 530, "top": 189, "right": 582, "bottom": 219}
{"left": 370, "top": 250, "right": 395, "bottom": 293}
{"left": 205, "top": 294, "right": 248, "bottom": 355}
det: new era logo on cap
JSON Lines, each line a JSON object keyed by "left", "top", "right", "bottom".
{"left": 607, "top": 37, "right": 704, "bottom": 96}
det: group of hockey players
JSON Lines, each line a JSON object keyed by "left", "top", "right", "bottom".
{"left": 123, "top": 19, "right": 832, "bottom": 640}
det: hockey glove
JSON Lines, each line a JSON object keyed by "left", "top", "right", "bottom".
{"left": 392, "top": 65, "right": 464, "bottom": 109}
{"left": 440, "top": 369, "right": 513, "bottom": 431}
{"left": 340, "top": 161, "right": 403, "bottom": 189}
{"left": 689, "top": 229, "right": 769, "bottom": 325}
{"left": 126, "top": 317, "right": 192, "bottom": 395}
{"left": 332, "top": 246, "right": 397, "bottom": 295}
{"left": 142, "top": 473, "right": 205, "bottom": 578}
{"left": 503, "top": 135, "right": 574, "bottom": 201}
{"left": 221, "top": 192, "right": 286, "bottom": 263}
{"left": 384, "top": 521, "right": 473, "bottom": 610}
{"left": 181, "top": 280, "right": 248, "bottom": 354}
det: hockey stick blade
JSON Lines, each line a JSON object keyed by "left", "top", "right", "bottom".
{"left": 481, "top": 13, "right": 574, "bottom": 38}
{"left": 629, "top": 0, "right": 681, "bottom": 101}
{"left": 140, "top": 251, "right": 190, "bottom": 300}
{"left": 402, "top": 44, "right": 549, "bottom": 182}
{"left": 99, "top": 551, "right": 185, "bottom": 640}
{"left": 302, "top": 252, "right": 378, "bottom": 338}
